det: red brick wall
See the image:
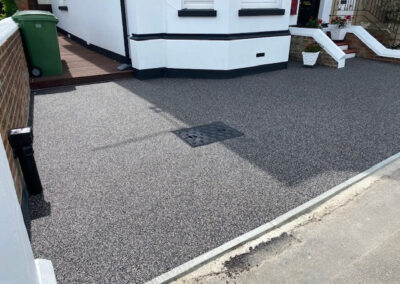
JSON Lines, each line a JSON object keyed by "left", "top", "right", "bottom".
{"left": 0, "top": 29, "right": 31, "bottom": 202}
{"left": 345, "top": 33, "right": 400, "bottom": 64}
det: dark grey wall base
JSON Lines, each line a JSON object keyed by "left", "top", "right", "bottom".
{"left": 57, "top": 28, "right": 130, "bottom": 64}
{"left": 178, "top": 9, "right": 217, "bottom": 17}
{"left": 133, "top": 62, "right": 288, "bottom": 80}
{"left": 239, "top": 8, "right": 285, "bottom": 16}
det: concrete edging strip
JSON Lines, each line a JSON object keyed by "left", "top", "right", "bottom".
{"left": 147, "top": 152, "right": 400, "bottom": 284}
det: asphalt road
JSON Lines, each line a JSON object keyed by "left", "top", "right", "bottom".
{"left": 30, "top": 59, "right": 400, "bottom": 283}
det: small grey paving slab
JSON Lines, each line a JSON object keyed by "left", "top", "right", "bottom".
{"left": 30, "top": 59, "right": 400, "bottom": 283}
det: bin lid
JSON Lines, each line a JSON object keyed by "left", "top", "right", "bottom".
{"left": 12, "top": 11, "right": 58, "bottom": 23}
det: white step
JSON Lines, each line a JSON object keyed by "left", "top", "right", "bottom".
{"left": 339, "top": 45, "right": 349, "bottom": 51}
{"left": 345, "top": 52, "right": 356, "bottom": 59}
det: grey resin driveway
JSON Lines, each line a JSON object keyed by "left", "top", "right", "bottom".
{"left": 30, "top": 59, "right": 400, "bottom": 283}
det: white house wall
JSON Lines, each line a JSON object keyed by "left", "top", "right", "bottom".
{"left": 131, "top": 36, "right": 291, "bottom": 71}
{"left": 127, "top": 0, "right": 292, "bottom": 34}
{"left": 51, "top": 0, "right": 126, "bottom": 57}
{"left": 128, "top": 0, "right": 292, "bottom": 74}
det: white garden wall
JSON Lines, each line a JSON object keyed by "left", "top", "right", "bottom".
{"left": 0, "top": 133, "right": 56, "bottom": 284}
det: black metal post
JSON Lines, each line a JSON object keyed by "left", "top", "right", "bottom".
{"left": 8, "top": 127, "right": 43, "bottom": 196}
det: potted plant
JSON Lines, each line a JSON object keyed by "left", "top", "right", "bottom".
{"left": 302, "top": 43, "right": 321, "bottom": 67}
{"left": 330, "top": 15, "right": 352, "bottom": 40}
{"left": 305, "top": 17, "right": 323, "bottom": 29}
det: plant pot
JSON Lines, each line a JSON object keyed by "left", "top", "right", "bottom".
{"left": 330, "top": 28, "right": 347, "bottom": 40}
{"left": 302, "top": 51, "right": 320, "bottom": 67}
{"left": 328, "top": 24, "right": 338, "bottom": 29}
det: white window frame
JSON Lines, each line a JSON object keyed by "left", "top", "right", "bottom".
{"left": 182, "top": 0, "right": 214, "bottom": 9}
{"left": 241, "top": 0, "right": 282, "bottom": 9}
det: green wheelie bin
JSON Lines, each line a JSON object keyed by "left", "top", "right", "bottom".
{"left": 12, "top": 11, "right": 62, "bottom": 77}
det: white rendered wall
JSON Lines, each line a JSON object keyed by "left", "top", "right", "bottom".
{"left": 51, "top": 0, "right": 126, "bottom": 56}
{"left": 127, "top": 0, "right": 292, "bottom": 35}
{"left": 128, "top": 0, "right": 292, "bottom": 71}
{"left": 289, "top": 0, "right": 300, "bottom": 26}
{"left": 319, "top": 0, "right": 334, "bottom": 23}
{"left": 0, "top": 134, "right": 39, "bottom": 284}
{"left": 131, "top": 36, "right": 291, "bottom": 70}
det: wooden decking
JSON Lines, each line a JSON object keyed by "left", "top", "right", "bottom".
{"left": 30, "top": 34, "right": 133, "bottom": 89}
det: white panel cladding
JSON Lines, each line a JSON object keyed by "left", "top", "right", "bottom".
{"left": 241, "top": 0, "right": 282, "bottom": 8}
{"left": 183, "top": 0, "right": 214, "bottom": 9}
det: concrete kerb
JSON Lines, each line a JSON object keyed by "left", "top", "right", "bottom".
{"left": 147, "top": 152, "right": 400, "bottom": 284}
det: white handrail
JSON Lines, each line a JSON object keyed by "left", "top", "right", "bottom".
{"left": 348, "top": 25, "right": 400, "bottom": 59}
{"left": 289, "top": 27, "right": 346, "bottom": 68}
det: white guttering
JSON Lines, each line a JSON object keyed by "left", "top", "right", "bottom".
{"left": 289, "top": 27, "right": 346, "bottom": 68}
{"left": 0, "top": 17, "right": 19, "bottom": 46}
{"left": 347, "top": 25, "right": 400, "bottom": 59}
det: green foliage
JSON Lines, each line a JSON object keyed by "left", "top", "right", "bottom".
{"left": 306, "top": 17, "right": 323, "bottom": 29}
{"left": 0, "top": 0, "right": 18, "bottom": 20}
{"left": 304, "top": 43, "right": 321, "bottom": 53}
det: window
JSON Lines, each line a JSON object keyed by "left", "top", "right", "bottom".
{"left": 183, "top": 0, "right": 214, "bottom": 9}
{"left": 241, "top": 0, "right": 281, "bottom": 9}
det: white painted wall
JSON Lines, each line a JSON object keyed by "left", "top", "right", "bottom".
{"left": 53, "top": 0, "right": 293, "bottom": 71}
{"left": 131, "top": 36, "right": 291, "bottom": 70}
{"left": 127, "top": 0, "right": 292, "bottom": 35}
{"left": 0, "top": 135, "right": 39, "bottom": 284}
{"left": 128, "top": 0, "right": 292, "bottom": 71}
{"left": 289, "top": 1, "right": 300, "bottom": 26}
{"left": 0, "top": 134, "right": 57, "bottom": 284}
{"left": 51, "top": 0, "right": 126, "bottom": 56}
{"left": 319, "top": 0, "right": 334, "bottom": 23}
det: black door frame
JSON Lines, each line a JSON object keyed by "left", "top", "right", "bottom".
{"left": 297, "top": 0, "right": 321, "bottom": 26}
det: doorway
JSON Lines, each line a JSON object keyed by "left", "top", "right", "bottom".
{"left": 297, "top": 0, "right": 321, "bottom": 26}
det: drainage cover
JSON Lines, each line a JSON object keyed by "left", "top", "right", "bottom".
{"left": 173, "top": 122, "right": 244, "bottom": 148}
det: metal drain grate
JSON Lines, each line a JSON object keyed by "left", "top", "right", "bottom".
{"left": 173, "top": 122, "right": 244, "bottom": 148}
